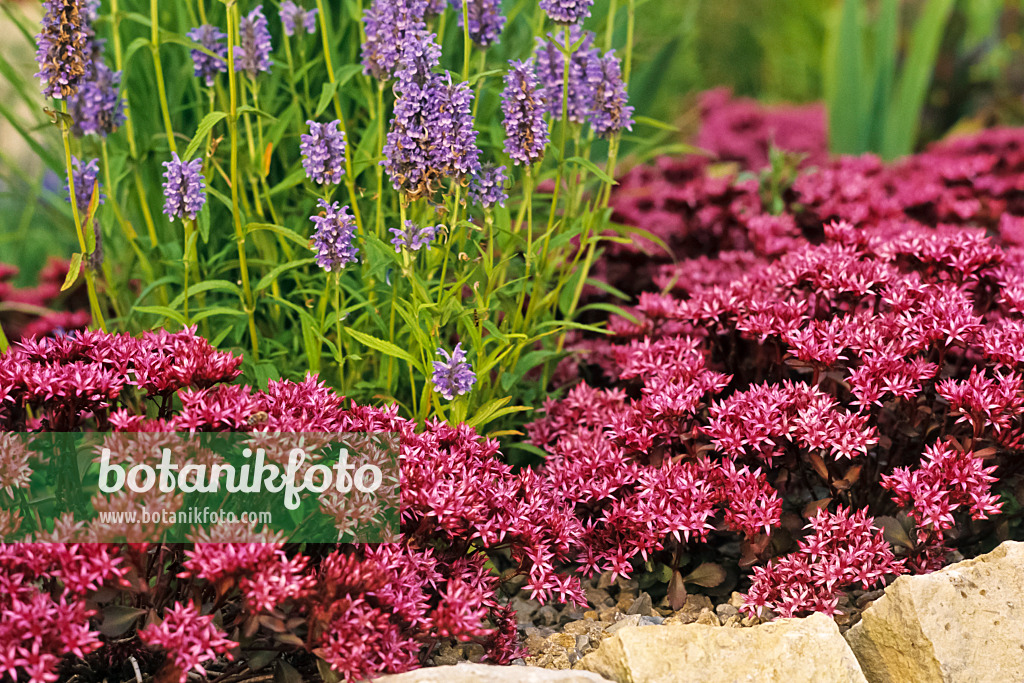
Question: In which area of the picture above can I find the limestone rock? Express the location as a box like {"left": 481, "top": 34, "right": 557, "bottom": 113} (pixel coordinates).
{"left": 576, "top": 612, "right": 867, "bottom": 683}
{"left": 374, "top": 663, "right": 612, "bottom": 682}
{"left": 845, "top": 540, "right": 1024, "bottom": 683}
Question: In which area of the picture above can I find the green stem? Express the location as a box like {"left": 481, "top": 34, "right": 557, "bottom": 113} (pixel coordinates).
{"left": 376, "top": 83, "right": 386, "bottom": 238}
{"left": 150, "top": 0, "right": 177, "bottom": 153}
{"left": 110, "top": 0, "right": 164, "bottom": 306}
{"left": 182, "top": 218, "right": 194, "bottom": 326}
{"left": 605, "top": 0, "right": 619, "bottom": 49}
{"left": 315, "top": 0, "right": 365, "bottom": 234}
{"left": 61, "top": 102, "right": 107, "bottom": 332}
{"left": 543, "top": 26, "right": 573, "bottom": 241}
{"left": 0, "top": 319, "right": 9, "bottom": 354}
{"left": 624, "top": 0, "right": 636, "bottom": 87}
{"left": 514, "top": 167, "right": 534, "bottom": 328}
{"left": 461, "top": 0, "right": 472, "bottom": 81}
{"left": 226, "top": 1, "right": 260, "bottom": 359}
{"left": 437, "top": 186, "right": 461, "bottom": 303}
{"left": 282, "top": 32, "right": 306, "bottom": 117}
{"left": 334, "top": 274, "right": 345, "bottom": 387}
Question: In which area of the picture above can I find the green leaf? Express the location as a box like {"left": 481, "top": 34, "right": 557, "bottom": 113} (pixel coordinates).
{"left": 132, "top": 305, "right": 187, "bottom": 327}
{"left": 255, "top": 258, "right": 316, "bottom": 293}
{"left": 566, "top": 156, "right": 615, "bottom": 185}
{"left": 865, "top": 0, "right": 898, "bottom": 152}
{"left": 269, "top": 167, "right": 307, "bottom": 196}
{"left": 345, "top": 328, "right": 418, "bottom": 365}
{"left": 182, "top": 111, "right": 228, "bottom": 160}
{"left": 880, "top": 0, "right": 955, "bottom": 159}
{"left": 122, "top": 36, "right": 150, "bottom": 66}
{"left": 465, "top": 397, "right": 532, "bottom": 429}
{"left": 237, "top": 104, "right": 277, "bottom": 121}
{"left": 827, "top": 0, "right": 867, "bottom": 154}
{"left": 633, "top": 115, "right": 681, "bottom": 132}
{"left": 315, "top": 82, "right": 339, "bottom": 118}
{"left": 61, "top": 253, "right": 83, "bottom": 292}
{"left": 246, "top": 222, "right": 311, "bottom": 248}
{"left": 166, "top": 280, "right": 242, "bottom": 310}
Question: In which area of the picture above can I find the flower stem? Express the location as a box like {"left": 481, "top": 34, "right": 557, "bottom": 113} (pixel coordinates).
{"left": 376, "top": 83, "right": 386, "bottom": 239}
{"left": 0, "top": 320, "right": 9, "bottom": 354}
{"left": 110, "top": 0, "right": 165, "bottom": 303}
{"left": 315, "top": 0, "right": 365, "bottom": 234}
{"left": 437, "top": 186, "right": 461, "bottom": 303}
{"left": 150, "top": 0, "right": 177, "bottom": 153}
{"left": 60, "top": 102, "right": 107, "bottom": 332}
{"left": 226, "top": 1, "right": 260, "bottom": 359}
{"left": 182, "top": 218, "right": 194, "bottom": 326}
{"left": 605, "top": 0, "right": 618, "bottom": 49}
{"left": 461, "top": 0, "right": 472, "bottom": 81}
{"left": 334, "top": 273, "right": 345, "bottom": 387}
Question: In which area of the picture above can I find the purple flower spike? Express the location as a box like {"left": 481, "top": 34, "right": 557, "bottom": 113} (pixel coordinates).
{"left": 383, "top": 69, "right": 480, "bottom": 199}
{"left": 591, "top": 51, "right": 634, "bottom": 137}
{"left": 362, "top": 0, "right": 437, "bottom": 80}
{"left": 311, "top": 199, "right": 359, "bottom": 272}
{"left": 300, "top": 120, "right": 347, "bottom": 185}
{"left": 502, "top": 60, "right": 549, "bottom": 166}
{"left": 67, "top": 42, "right": 124, "bottom": 137}
{"left": 390, "top": 221, "right": 439, "bottom": 252}
{"left": 234, "top": 5, "right": 273, "bottom": 78}
{"left": 187, "top": 25, "right": 228, "bottom": 86}
{"left": 279, "top": 0, "right": 318, "bottom": 36}
{"left": 66, "top": 156, "right": 103, "bottom": 212}
{"left": 540, "top": 0, "right": 594, "bottom": 24}
{"left": 162, "top": 153, "right": 207, "bottom": 222}
{"left": 468, "top": 164, "right": 508, "bottom": 208}
{"left": 432, "top": 343, "right": 476, "bottom": 400}
{"left": 534, "top": 26, "right": 601, "bottom": 123}
{"left": 451, "top": 0, "right": 505, "bottom": 47}
{"left": 35, "top": 0, "right": 91, "bottom": 99}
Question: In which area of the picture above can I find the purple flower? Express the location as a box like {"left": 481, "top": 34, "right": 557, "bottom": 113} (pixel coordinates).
{"left": 162, "top": 153, "right": 207, "bottom": 222}
{"left": 432, "top": 343, "right": 476, "bottom": 400}
{"left": 300, "top": 120, "right": 347, "bottom": 185}
{"left": 311, "top": 199, "right": 359, "bottom": 272}
{"left": 67, "top": 42, "right": 124, "bottom": 137}
{"left": 390, "top": 221, "right": 439, "bottom": 252}
{"left": 534, "top": 26, "right": 601, "bottom": 123}
{"left": 590, "top": 51, "right": 634, "bottom": 137}
{"left": 66, "top": 156, "right": 103, "bottom": 212}
{"left": 468, "top": 164, "right": 508, "bottom": 208}
{"left": 279, "top": 0, "right": 318, "bottom": 36}
{"left": 424, "top": 0, "right": 446, "bottom": 14}
{"left": 362, "top": 0, "right": 437, "bottom": 80}
{"left": 539, "top": 0, "right": 594, "bottom": 23}
{"left": 35, "top": 0, "right": 91, "bottom": 99}
{"left": 383, "top": 69, "right": 481, "bottom": 199}
{"left": 502, "top": 60, "right": 549, "bottom": 166}
{"left": 451, "top": 0, "right": 505, "bottom": 47}
{"left": 187, "top": 25, "right": 228, "bottom": 86}
{"left": 234, "top": 5, "right": 273, "bottom": 77}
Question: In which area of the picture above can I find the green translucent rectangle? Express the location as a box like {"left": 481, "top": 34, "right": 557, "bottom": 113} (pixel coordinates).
{"left": 0, "top": 432, "right": 400, "bottom": 543}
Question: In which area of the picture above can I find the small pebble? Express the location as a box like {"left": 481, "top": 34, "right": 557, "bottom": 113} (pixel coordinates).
{"left": 696, "top": 608, "right": 720, "bottom": 626}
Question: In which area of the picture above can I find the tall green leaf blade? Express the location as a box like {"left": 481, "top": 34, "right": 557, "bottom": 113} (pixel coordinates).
{"left": 865, "top": 0, "right": 898, "bottom": 152}
{"left": 880, "top": 0, "right": 955, "bottom": 159}
{"left": 827, "top": 0, "right": 866, "bottom": 155}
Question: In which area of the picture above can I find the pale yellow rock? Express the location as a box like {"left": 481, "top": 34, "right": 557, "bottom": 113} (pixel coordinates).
{"left": 575, "top": 612, "right": 867, "bottom": 683}
{"left": 845, "top": 540, "right": 1024, "bottom": 683}
{"left": 373, "top": 663, "right": 612, "bottom": 682}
